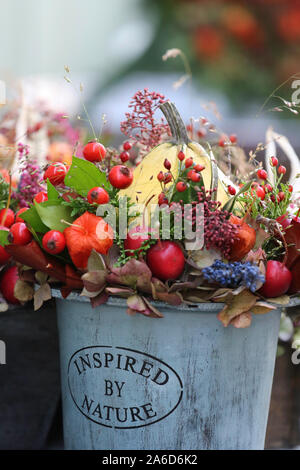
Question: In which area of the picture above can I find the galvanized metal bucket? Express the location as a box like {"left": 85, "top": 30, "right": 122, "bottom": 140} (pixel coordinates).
{"left": 54, "top": 290, "right": 284, "bottom": 450}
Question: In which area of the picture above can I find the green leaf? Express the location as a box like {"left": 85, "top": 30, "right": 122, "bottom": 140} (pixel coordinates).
{"left": 222, "top": 181, "right": 252, "bottom": 213}
{"left": 64, "top": 156, "right": 109, "bottom": 196}
{"left": 0, "top": 230, "right": 9, "bottom": 247}
{"left": 21, "top": 205, "right": 49, "bottom": 233}
{"left": 34, "top": 201, "right": 73, "bottom": 232}
{"left": 47, "top": 179, "right": 60, "bottom": 202}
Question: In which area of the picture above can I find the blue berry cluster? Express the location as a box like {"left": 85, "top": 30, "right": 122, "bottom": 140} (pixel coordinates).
{"left": 202, "top": 260, "right": 265, "bottom": 293}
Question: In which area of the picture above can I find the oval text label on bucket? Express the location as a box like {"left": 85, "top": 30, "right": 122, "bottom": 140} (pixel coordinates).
{"left": 68, "top": 346, "right": 183, "bottom": 429}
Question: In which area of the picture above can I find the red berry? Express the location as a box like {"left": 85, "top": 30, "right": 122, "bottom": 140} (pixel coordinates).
{"left": 259, "top": 260, "right": 292, "bottom": 298}
{"left": 197, "top": 129, "right": 207, "bottom": 138}
{"left": 278, "top": 191, "right": 285, "bottom": 201}
{"left": 43, "top": 163, "right": 67, "bottom": 186}
{"left": 83, "top": 141, "right": 106, "bottom": 162}
{"left": 157, "top": 171, "right": 164, "bottom": 182}
{"left": 123, "top": 141, "right": 132, "bottom": 151}
{"left": 15, "top": 208, "right": 29, "bottom": 223}
{"left": 124, "top": 226, "right": 150, "bottom": 257}
{"left": 177, "top": 151, "right": 185, "bottom": 161}
{"left": 185, "top": 158, "right": 193, "bottom": 168}
{"left": 158, "top": 193, "right": 168, "bottom": 206}
{"left": 120, "top": 151, "right": 130, "bottom": 163}
{"left": 163, "top": 172, "right": 172, "bottom": 184}
{"left": 176, "top": 181, "right": 187, "bottom": 192}
{"left": 265, "top": 184, "right": 273, "bottom": 193}
{"left": 271, "top": 157, "right": 278, "bottom": 167}
{"left": 8, "top": 222, "right": 32, "bottom": 245}
{"left": 146, "top": 241, "right": 185, "bottom": 281}
{"left": 87, "top": 187, "right": 110, "bottom": 205}
{"left": 108, "top": 165, "right": 133, "bottom": 189}
{"left": 278, "top": 165, "right": 286, "bottom": 175}
{"left": 229, "top": 134, "right": 237, "bottom": 144}
{"left": 257, "top": 169, "right": 268, "bottom": 180}
{"left": 255, "top": 186, "right": 265, "bottom": 200}
{"left": 42, "top": 230, "right": 66, "bottom": 255}
{"left": 218, "top": 137, "right": 226, "bottom": 147}
{"left": 164, "top": 159, "right": 171, "bottom": 170}
{"left": 194, "top": 164, "right": 205, "bottom": 172}
{"left": 0, "top": 266, "right": 20, "bottom": 304}
{"left": 187, "top": 170, "right": 196, "bottom": 180}
{"left": 190, "top": 172, "right": 201, "bottom": 183}
{"left": 288, "top": 185, "right": 293, "bottom": 192}
{"left": 34, "top": 191, "right": 48, "bottom": 203}
{"left": 228, "top": 185, "right": 236, "bottom": 195}
{"left": 0, "top": 208, "right": 15, "bottom": 228}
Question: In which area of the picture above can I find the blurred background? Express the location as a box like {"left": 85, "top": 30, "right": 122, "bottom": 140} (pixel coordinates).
{"left": 1, "top": 0, "right": 300, "bottom": 146}
{"left": 0, "top": 0, "right": 300, "bottom": 450}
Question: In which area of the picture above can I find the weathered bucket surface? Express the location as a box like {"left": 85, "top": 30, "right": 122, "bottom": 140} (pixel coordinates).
{"left": 54, "top": 291, "right": 282, "bottom": 450}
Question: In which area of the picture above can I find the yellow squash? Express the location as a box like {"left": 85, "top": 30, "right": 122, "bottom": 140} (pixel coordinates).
{"left": 120, "top": 102, "right": 233, "bottom": 208}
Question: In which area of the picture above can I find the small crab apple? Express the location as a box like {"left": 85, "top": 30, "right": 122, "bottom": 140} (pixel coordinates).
{"left": 278, "top": 191, "right": 285, "bottom": 201}
{"left": 278, "top": 165, "right": 286, "bottom": 175}
{"left": 288, "top": 185, "right": 293, "bottom": 192}
{"left": 83, "top": 141, "right": 106, "bottom": 162}
{"left": 108, "top": 165, "right": 133, "bottom": 189}
{"left": 124, "top": 225, "right": 151, "bottom": 257}
{"left": 254, "top": 185, "right": 265, "bottom": 200}
{"left": 194, "top": 164, "right": 205, "bottom": 172}
{"left": 218, "top": 137, "right": 226, "bottom": 147}
{"left": 42, "top": 230, "right": 66, "bottom": 255}
{"left": 276, "top": 214, "right": 292, "bottom": 230}
{"left": 190, "top": 172, "right": 201, "bottom": 183}
{"left": 0, "top": 208, "right": 15, "bottom": 228}
{"left": 265, "top": 184, "right": 273, "bottom": 193}
{"left": 229, "top": 134, "right": 237, "bottom": 144}
{"left": 185, "top": 158, "right": 193, "bottom": 168}
{"left": 34, "top": 191, "right": 48, "bottom": 203}
{"left": 123, "top": 141, "right": 132, "bottom": 151}
{"left": 271, "top": 156, "right": 278, "bottom": 167}
{"left": 8, "top": 222, "right": 32, "bottom": 245}
{"left": 15, "top": 208, "right": 29, "bottom": 223}
{"left": 163, "top": 173, "right": 172, "bottom": 184}
{"left": 146, "top": 241, "right": 185, "bottom": 281}
{"left": 176, "top": 181, "right": 187, "bottom": 192}
{"left": 157, "top": 171, "right": 164, "bottom": 182}
{"left": 158, "top": 193, "right": 168, "bottom": 206}
{"left": 87, "top": 187, "right": 109, "bottom": 205}
{"left": 177, "top": 151, "right": 185, "bottom": 161}
{"left": 257, "top": 169, "right": 268, "bottom": 180}
{"left": 164, "top": 159, "right": 171, "bottom": 170}
{"left": 228, "top": 185, "right": 236, "bottom": 195}
{"left": 43, "top": 163, "right": 67, "bottom": 186}
{"left": 120, "top": 151, "right": 129, "bottom": 163}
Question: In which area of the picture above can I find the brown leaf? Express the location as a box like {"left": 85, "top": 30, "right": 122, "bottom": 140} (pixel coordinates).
{"left": 14, "top": 280, "right": 34, "bottom": 303}
{"left": 34, "top": 283, "right": 52, "bottom": 310}
{"left": 266, "top": 295, "right": 290, "bottom": 306}
{"left": 90, "top": 292, "right": 109, "bottom": 308}
{"left": 251, "top": 301, "right": 276, "bottom": 315}
{"left": 82, "top": 271, "right": 107, "bottom": 293}
{"left": 230, "top": 312, "right": 252, "bottom": 328}
{"left": 87, "top": 250, "right": 106, "bottom": 271}
{"left": 105, "top": 287, "right": 135, "bottom": 297}
{"left": 218, "top": 290, "right": 258, "bottom": 327}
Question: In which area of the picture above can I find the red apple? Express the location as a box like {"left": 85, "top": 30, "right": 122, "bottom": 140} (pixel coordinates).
{"left": 0, "top": 266, "right": 20, "bottom": 304}
{"left": 146, "top": 241, "right": 185, "bottom": 281}
{"left": 259, "top": 260, "right": 292, "bottom": 298}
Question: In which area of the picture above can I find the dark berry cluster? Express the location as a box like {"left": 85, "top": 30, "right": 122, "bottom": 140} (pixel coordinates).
{"left": 202, "top": 260, "right": 265, "bottom": 293}
{"left": 197, "top": 189, "right": 237, "bottom": 258}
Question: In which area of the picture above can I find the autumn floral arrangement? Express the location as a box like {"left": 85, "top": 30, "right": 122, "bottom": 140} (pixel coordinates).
{"left": 0, "top": 88, "right": 299, "bottom": 328}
